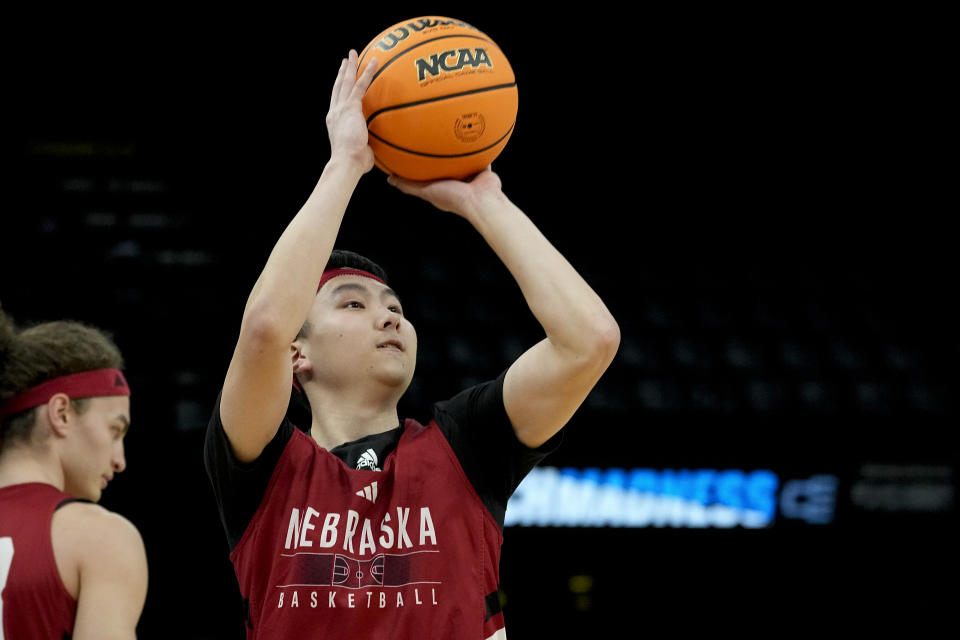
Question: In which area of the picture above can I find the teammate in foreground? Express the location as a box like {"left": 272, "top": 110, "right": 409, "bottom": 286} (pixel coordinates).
{"left": 0, "top": 303, "right": 147, "bottom": 639}
{"left": 204, "top": 50, "right": 619, "bottom": 639}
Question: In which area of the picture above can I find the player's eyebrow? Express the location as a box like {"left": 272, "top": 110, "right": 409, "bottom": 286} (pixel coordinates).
{"left": 115, "top": 414, "right": 130, "bottom": 434}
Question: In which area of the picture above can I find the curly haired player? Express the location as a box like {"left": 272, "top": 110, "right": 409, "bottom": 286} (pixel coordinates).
{"left": 0, "top": 303, "right": 147, "bottom": 639}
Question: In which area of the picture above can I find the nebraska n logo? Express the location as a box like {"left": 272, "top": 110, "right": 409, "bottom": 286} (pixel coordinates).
{"left": 355, "top": 481, "right": 378, "bottom": 503}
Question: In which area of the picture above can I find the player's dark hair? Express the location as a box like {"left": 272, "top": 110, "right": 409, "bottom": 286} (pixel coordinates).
{"left": 326, "top": 249, "right": 389, "bottom": 284}
{"left": 0, "top": 302, "right": 124, "bottom": 447}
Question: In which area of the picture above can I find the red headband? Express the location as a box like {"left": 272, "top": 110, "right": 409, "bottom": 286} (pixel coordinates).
{"left": 0, "top": 369, "right": 130, "bottom": 421}
{"left": 317, "top": 267, "right": 386, "bottom": 291}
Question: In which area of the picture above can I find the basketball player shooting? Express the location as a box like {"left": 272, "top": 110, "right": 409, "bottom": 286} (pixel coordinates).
{"left": 203, "top": 50, "right": 620, "bottom": 639}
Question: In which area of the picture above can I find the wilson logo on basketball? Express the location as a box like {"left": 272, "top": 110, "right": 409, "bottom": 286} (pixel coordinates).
{"left": 415, "top": 48, "right": 493, "bottom": 82}
{"left": 374, "top": 17, "right": 476, "bottom": 52}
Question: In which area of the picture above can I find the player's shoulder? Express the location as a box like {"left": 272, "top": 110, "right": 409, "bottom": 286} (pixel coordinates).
{"left": 432, "top": 371, "right": 508, "bottom": 426}
{"left": 51, "top": 500, "right": 147, "bottom": 597}
{"left": 53, "top": 501, "right": 145, "bottom": 556}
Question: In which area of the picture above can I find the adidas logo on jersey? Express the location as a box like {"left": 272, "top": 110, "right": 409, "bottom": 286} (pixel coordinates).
{"left": 356, "top": 448, "right": 381, "bottom": 471}
{"left": 356, "top": 481, "right": 379, "bottom": 503}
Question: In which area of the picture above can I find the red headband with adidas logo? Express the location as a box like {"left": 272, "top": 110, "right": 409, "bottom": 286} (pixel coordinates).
{"left": 0, "top": 369, "right": 130, "bottom": 421}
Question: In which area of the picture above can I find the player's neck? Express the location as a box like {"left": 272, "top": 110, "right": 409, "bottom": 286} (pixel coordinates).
{"left": 0, "top": 446, "right": 65, "bottom": 491}
{"left": 303, "top": 383, "right": 400, "bottom": 450}
{"left": 309, "top": 410, "right": 400, "bottom": 451}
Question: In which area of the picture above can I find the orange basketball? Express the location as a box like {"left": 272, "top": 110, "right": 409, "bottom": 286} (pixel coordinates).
{"left": 357, "top": 16, "right": 518, "bottom": 181}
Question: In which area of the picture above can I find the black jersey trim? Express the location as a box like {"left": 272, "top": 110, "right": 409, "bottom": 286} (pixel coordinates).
{"left": 485, "top": 586, "right": 502, "bottom": 621}
{"left": 54, "top": 498, "right": 93, "bottom": 511}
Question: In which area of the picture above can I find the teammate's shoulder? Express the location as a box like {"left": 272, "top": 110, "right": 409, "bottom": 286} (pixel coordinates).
{"left": 53, "top": 501, "right": 144, "bottom": 547}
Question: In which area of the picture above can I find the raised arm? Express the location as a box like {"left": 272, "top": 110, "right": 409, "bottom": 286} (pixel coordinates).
{"left": 219, "top": 51, "right": 378, "bottom": 462}
{"left": 388, "top": 168, "right": 620, "bottom": 447}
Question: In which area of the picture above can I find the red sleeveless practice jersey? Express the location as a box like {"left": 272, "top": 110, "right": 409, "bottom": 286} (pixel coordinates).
{"left": 231, "top": 418, "right": 507, "bottom": 640}
{"left": 0, "top": 482, "right": 77, "bottom": 640}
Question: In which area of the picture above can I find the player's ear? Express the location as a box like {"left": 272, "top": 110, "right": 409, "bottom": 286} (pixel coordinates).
{"left": 291, "top": 341, "right": 312, "bottom": 375}
{"left": 45, "top": 393, "right": 73, "bottom": 438}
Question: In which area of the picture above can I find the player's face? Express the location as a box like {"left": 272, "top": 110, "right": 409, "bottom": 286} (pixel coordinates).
{"left": 61, "top": 396, "right": 130, "bottom": 502}
{"left": 305, "top": 275, "right": 417, "bottom": 392}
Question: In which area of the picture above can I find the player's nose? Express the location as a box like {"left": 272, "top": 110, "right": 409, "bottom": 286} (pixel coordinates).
{"left": 112, "top": 441, "right": 127, "bottom": 473}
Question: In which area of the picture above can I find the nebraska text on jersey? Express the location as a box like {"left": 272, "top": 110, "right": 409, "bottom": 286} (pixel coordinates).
{"left": 284, "top": 505, "right": 437, "bottom": 553}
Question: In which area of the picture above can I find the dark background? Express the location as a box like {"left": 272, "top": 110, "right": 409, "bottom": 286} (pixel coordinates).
{"left": 2, "top": 6, "right": 954, "bottom": 637}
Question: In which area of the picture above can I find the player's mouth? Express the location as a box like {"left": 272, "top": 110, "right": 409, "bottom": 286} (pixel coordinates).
{"left": 377, "top": 339, "right": 404, "bottom": 352}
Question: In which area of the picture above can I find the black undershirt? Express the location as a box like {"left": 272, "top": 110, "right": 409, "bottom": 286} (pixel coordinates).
{"left": 203, "top": 370, "right": 561, "bottom": 551}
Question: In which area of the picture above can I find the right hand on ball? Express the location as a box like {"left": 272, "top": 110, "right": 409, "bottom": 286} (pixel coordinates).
{"left": 388, "top": 166, "right": 507, "bottom": 222}
{"left": 326, "top": 49, "right": 378, "bottom": 172}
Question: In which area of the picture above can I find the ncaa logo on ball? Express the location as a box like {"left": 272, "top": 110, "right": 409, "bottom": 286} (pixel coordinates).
{"left": 414, "top": 48, "right": 493, "bottom": 83}
{"left": 454, "top": 113, "right": 486, "bottom": 142}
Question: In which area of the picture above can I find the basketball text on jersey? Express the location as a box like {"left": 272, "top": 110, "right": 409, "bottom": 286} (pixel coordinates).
{"left": 275, "top": 586, "right": 439, "bottom": 610}
{"left": 373, "top": 17, "right": 477, "bottom": 52}
{"left": 415, "top": 48, "right": 493, "bottom": 82}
